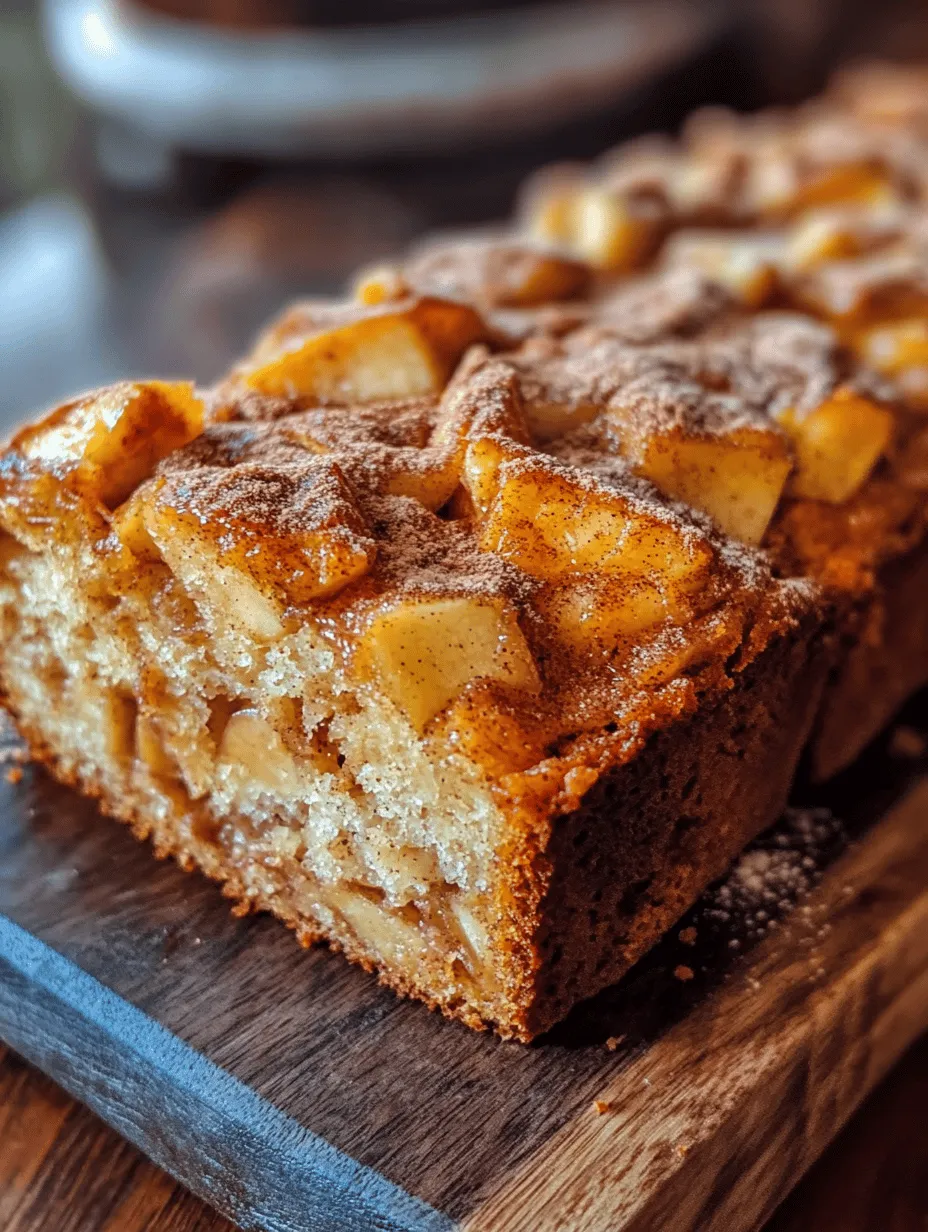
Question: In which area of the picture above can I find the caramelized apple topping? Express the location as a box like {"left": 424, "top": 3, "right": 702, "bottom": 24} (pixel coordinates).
{"left": 13, "top": 381, "right": 203, "bottom": 508}
{"left": 354, "top": 595, "right": 539, "bottom": 731}
{"left": 776, "top": 389, "right": 895, "bottom": 503}
{"left": 232, "top": 296, "right": 490, "bottom": 403}
{"left": 144, "top": 458, "right": 375, "bottom": 639}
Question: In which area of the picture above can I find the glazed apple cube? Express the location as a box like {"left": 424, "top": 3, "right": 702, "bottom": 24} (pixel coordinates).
{"left": 479, "top": 458, "right": 712, "bottom": 591}
{"left": 496, "top": 248, "right": 591, "bottom": 307}
{"left": 746, "top": 160, "right": 891, "bottom": 219}
{"left": 569, "top": 186, "right": 658, "bottom": 271}
{"left": 15, "top": 381, "right": 203, "bottom": 508}
{"left": 109, "top": 489, "right": 159, "bottom": 559}
{"left": 432, "top": 358, "right": 531, "bottom": 453}
{"left": 628, "top": 428, "right": 792, "bottom": 545}
{"left": 859, "top": 319, "right": 928, "bottom": 408}
{"left": 859, "top": 318, "right": 928, "bottom": 374}
{"left": 662, "top": 231, "right": 782, "bottom": 307}
{"left": 789, "top": 165, "right": 894, "bottom": 214}
{"left": 522, "top": 399, "right": 600, "bottom": 443}
{"left": 460, "top": 435, "right": 535, "bottom": 518}
{"left": 240, "top": 297, "right": 488, "bottom": 402}
{"left": 401, "top": 237, "right": 590, "bottom": 309}
{"left": 544, "top": 575, "right": 672, "bottom": 652}
{"left": 354, "top": 596, "right": 539, "bottom": 732}
{"left": 785, "top": 211, "right": 863, "bottom": 271}
{"left": 144, "top": 460, "right": 376, "bottom": 640}
{"left": 430, "top": 362, "right": 533, "bottom": 512}
{"left": 379, "top": 457, "right": 460, "bottom": 512}
{"left": 135, "top": 712, "right": 179, "bottom": 779}
{"left": 776, "top": 390, "right": 894, "bottom": 503}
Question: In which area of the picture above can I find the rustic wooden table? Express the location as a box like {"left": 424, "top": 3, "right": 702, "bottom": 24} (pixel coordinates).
{"left": 1, "top": 1036, "right": 926, "bottom": 1231}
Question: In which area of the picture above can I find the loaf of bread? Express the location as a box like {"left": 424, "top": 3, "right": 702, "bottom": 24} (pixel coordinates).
{"left": 2, "top": 63, "right": 927, "bottom": 1039}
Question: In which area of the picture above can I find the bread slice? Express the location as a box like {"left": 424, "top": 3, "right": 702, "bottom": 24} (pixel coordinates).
{"left": 0, "top": 299, "right": 829, "bottom": 1039}
{"left": 5, "top": 63, "right": 928, "bottom": 1038}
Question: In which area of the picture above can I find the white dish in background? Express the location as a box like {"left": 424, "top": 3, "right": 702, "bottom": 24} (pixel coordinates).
{"left": 43, "top": 0, "right": 721, "bottom": 157}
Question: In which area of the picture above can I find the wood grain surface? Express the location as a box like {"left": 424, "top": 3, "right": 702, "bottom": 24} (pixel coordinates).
{"left": 1, "top": 1035, "right": 926, "bottom": 1231}
{"left": 1, "top": 703, "right": 928, "bottom": 1231}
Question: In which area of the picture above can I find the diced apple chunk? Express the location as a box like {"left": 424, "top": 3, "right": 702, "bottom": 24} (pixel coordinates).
{"left": 528, "top": 400, "right": 600, "bottom": 442}
{"left": 239, "top": 297, "right": 488, "bottom": 402}
{"left": 16, "top": 381, "right": 203, "bottom": 507}
{"left": 352, "top": 264, "right": 408, "bottom": 306}
{"left": 785, "top": 211, "right": 864, "bottom": 271}
{"left": 497, "top": 250, "right": 590, "bottom": 307}
{"left": 461, "top": 437, "right": 515, "bottom": 517}
{"left": 479, "top": 458, "right": 712, "bottom": 587}
{"left": 217, "top": 709, "right": 302, "bottom": 794}
{"left": 401, "top": 237, "right": 590, "bottom": 309}
{"left": 520, "top": 164, "right": 584, "bottom": 247}
{"left": 135, "top": 713, "right": 179, "bottom": 778}
{"left": 746, "top": 160, "right": 892, "bottom": 219}
{"left": 144, "top": 459, "right": 375, "bottom": 640}
{"left": 776, "top": 391, "right": 894, "bottom": 503}
{"left": 543, "top": 576, "right": 674, "bottom": 652}
{"left": 354, "top": 596, "right": 539, "bottom": 732}
{"left": 569, "top": 186, "right": 659, "bottom": 271}
{"left": 859, "top": 318, "right": 928, "bottom": 374}
{"left": 322, "top": 883, "right": 430, "bottom": 967}
{"left": 788, "top": 165, "right": 894, "bottom": 214}
{"left": 859, "top": 319, "right": 928, "bottom": 408}
{"left": 628, "top": 428, "right": 792, "bottom": 545}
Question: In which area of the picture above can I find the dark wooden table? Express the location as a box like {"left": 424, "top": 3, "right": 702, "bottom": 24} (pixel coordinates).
{"left": 1, "top": 1035, "right": 926, "bottom": 1232}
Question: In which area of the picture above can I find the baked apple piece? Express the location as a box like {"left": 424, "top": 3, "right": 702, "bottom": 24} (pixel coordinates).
{"left": 354, "top": 595, "right": 539, "bottom": 731}
{"left": 356, "top": 236, "right": 591, "bottom": 310}
{"left": 235, "top": 296, "right": 489, "bottom": 402}
{"left": 775, "top": 389, "right": 894, "bottom": 503}
{"left": 466, "top": 450, "right": 712, "bottom": 650}
{"left": 618, "top": 423, "right": 793, "bottom": 546}
{"left": 142, "top": 458, "right": 376, "bottom": 640}
{"left": 10, "top": 380, "right": 203, "bottom": 510}
{"left": 661, "top": 230, "right": 783, "bottom": 308}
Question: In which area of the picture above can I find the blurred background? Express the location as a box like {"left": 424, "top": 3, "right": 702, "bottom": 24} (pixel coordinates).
{"left": 1, "top": 0, "right": 927, "bottom": 430}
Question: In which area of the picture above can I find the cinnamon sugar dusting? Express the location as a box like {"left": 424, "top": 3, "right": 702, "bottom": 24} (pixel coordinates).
{"left": 20, "top": 64, "right": 928, "bottom": 769}
{"left": 119, "top": 317, "right": 810, "bottom": 755}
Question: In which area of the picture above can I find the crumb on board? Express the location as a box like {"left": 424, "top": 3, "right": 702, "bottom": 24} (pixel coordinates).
{"left": 678, "top": 926, "right": 698, "bottom": 945}
{"left": 605, "top": 1034, "right": 626, "bottom": 1052}
{"left": 5, "top": 766, "right": 23, "bottom": 784}
{"left": 676, "top": 1144, "right": 690, "bottom": 1158}
{"left": 674, "top": 964, "right": 695, "bottom": 981}
{"left": 889, "top": 725, "right": 926, "bottom": 759}
{"left": 593, "top": 1099, "right": 611, "bottom": 1116}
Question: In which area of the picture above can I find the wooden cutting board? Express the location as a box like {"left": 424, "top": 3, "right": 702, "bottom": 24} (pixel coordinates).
{"left": 1, "top": 706, "right": 927, "bottom": 1232}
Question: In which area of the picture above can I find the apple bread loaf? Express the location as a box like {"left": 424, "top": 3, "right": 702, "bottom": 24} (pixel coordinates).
{"left": 3, "top": 63, "right": 928, "bottom": 1039}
